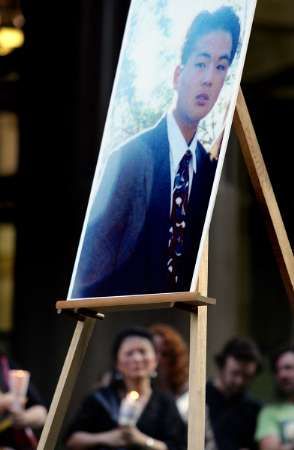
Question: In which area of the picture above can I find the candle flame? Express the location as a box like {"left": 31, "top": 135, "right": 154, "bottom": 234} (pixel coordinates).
{"left": 128, "top": 390, "right": 139, "bottom": 401}
{"left": 13, "top": 370, "right": 28, "bottom": 378}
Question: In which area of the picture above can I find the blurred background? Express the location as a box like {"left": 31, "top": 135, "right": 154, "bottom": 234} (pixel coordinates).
{"left": 0, "top": 0, "right": 293, "bottom": 443}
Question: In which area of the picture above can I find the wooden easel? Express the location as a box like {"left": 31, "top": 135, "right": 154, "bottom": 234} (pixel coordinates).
{"left": 37, "top": 89, "right": 294, "bottom": 450}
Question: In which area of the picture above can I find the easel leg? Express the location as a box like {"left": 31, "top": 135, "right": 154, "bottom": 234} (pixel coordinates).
{"left": 188, "top": 241, "right": 208, "bottom": 450}
{"left": 37, "top": 318, "right": 96, "bottom": 450}
{"left": 234, "top": 88, "right": 294, "bottom": 306}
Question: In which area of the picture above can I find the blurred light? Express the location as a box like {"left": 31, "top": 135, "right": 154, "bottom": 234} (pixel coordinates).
{"left": 0, "top": 0, "right": 25, "bottom": 55}
{"left": 128, "top": 390, "right": 140, "bottom": 401}
{"left": 0, "top": 26, "right": 24, "bottom": 55}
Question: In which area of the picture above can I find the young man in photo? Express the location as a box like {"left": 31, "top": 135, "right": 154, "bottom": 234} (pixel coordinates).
{"left": 71, "top": 6, "right": 241, "bottom": 298}
{"left": 255, "top": 346, "right": 294, "bottom": 450}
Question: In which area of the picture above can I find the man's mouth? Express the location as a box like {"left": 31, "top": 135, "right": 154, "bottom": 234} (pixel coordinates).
{"left": 279, "top": 379, "right": 294, "bottom": 391}
{"left": 196, "top": 93, "right": 209, "bottom": 105}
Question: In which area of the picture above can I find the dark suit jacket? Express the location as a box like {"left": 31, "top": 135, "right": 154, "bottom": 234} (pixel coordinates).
{"left": 71, "top": 117, "right": 217, "bottom": 298}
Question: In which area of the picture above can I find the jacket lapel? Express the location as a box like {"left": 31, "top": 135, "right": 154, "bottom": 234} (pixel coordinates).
{"left": 143, "top": 117, "right": 171, "bottom": 291}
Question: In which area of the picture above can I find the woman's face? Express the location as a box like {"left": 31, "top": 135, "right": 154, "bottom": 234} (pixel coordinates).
{"left": 116, "top": 336, "right": 157, "bottom": 382}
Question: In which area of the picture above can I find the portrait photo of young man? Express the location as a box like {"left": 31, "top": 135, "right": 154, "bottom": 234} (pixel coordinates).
{"left": 69, "top": 3, "right": 245, "bottom": 299}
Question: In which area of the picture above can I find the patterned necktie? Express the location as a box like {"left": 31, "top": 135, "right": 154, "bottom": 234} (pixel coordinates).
{"left": 167, "top": 149, "right": 192, "bottom": 288}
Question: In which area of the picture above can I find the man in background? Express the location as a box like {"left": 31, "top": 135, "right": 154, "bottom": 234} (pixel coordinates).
{"left": 255, "top": 346, "right": 294, "bottom": 450}
{"left": 206, "top": 337, "right": 262, "bottom": 450}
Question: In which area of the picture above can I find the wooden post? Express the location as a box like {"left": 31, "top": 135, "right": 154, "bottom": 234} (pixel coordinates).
{"left": 234, "top": 89, "right": 294, "bottom": 306}
{"left": 37, "top": 318, "right": 96, "bottom": 450}
{"left": 188, "top": 241, "right": 209, "bottom": 450}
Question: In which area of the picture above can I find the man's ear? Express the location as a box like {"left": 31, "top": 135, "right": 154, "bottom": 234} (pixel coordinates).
{"left": 173, "top": 65, "right": 182, "bottom": 90}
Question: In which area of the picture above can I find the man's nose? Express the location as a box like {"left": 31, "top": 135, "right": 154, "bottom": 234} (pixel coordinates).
{"left": 235, "top": 375, "right": 245, "bottom": 388}
{"left": 278, "top": 369, "right": 289, "bottom": 380}
{"left": 202, "top": 64, "right": 214, "bottom": 86}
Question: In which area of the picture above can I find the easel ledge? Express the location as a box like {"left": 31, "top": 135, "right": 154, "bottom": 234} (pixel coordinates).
{"left": 56, "top": 291, "right": 215, "bottom": 316}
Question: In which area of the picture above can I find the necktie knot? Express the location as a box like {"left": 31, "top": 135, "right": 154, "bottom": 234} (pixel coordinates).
{"left": 179, "top": 149, "right": 192, "bottom": 169}
{"left": 174, "top": 149, "right": 192, "bottom": 191}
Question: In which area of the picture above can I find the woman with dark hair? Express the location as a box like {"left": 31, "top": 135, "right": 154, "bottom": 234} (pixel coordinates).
{"left": 65, "top": 327, "right": 186, "bottom": 450}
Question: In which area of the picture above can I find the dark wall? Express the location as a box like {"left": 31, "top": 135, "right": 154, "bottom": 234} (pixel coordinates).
{"left": 13, "top": 0, "right": 131, "bottom": 401}
{"left": 243, "top": 79, "right": 294, "bottom": 350}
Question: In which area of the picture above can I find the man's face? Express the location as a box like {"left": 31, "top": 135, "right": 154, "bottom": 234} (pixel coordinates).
{"left": 174, "top": 30, "right": 232, "bottom": 127}
{"left": 275, "top": 352, "right": 294, "bottom": 398}
{"left": 219, "top": 356, "right": 257, "bottom": 396}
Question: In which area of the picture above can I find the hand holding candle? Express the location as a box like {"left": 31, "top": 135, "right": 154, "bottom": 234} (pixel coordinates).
{"left": 118, "top": 391, "right": 143, "bottom": 426}
{"left": 9, "top": 369, "right": 30, "bottom": 410}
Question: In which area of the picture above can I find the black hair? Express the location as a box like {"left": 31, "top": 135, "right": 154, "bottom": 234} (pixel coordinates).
{"left": 270, "top": 345, "right": 294, "bottom": 373}
{"left": 111, "top": 327, "right": 156, "bottom": 362}
{"left": 215, "top": 336, "right": 262, "bottom": 373}
{"left": 181, "top": 6, "right": 241, "bottom": 66}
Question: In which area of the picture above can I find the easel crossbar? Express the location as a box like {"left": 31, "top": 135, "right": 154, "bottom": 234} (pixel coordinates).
{"left": 56, "top": 291, "right": 215, "bottom": 313}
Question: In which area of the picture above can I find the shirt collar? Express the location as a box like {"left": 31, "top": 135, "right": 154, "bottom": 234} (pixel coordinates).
{"left": 167, "top": 110, "right": 197, "bottom": 173}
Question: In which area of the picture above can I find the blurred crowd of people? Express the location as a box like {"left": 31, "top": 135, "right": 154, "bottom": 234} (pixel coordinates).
{"left": 64, "top": 325, "right": 294, "bottom": 450}
{"left": 1, "top": 325, "right": 294, "bottom": 450}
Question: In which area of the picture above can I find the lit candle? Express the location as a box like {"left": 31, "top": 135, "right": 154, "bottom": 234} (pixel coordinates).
{"left": 9, "top": 369, "right": 30, "bottom": 405}
{"left": 118, "top": 390, "right": 143, "bottom": 426}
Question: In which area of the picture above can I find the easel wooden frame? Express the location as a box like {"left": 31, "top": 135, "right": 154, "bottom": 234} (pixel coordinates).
{"left": 37, "top": 88, "right": 294, "bottom": 450}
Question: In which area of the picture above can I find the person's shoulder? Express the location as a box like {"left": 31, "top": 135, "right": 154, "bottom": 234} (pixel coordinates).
{"left": 116, "top": 116, "right": 167, "bottom": 154}
{"left": 80, "top": 385, "right": 118, "bottom": 412}
{"left": 259, "top": 402, "right": 288, "bottom": 416}
{"left": 108, "top": 116, "right": 167, "bottom": 172}
{"left": 255, "top": 403, "right": 281, "bottom": 443}
{"left": 80, "top": 385, "right": 108, "bottom": 402}
{"left": 141, "top": 115, "right": 167, "bottom": 142}
{"left": 90, "top": 384, "right": 116, "bottom": 400}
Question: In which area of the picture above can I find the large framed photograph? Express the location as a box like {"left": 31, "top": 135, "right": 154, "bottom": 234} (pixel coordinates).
{"left": 68, "top": 0, "right": 256, "bottom": 300}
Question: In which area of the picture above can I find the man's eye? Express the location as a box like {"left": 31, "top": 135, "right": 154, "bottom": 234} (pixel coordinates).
{"left": 195, "top": 62, "right": 205, "bottom": 69}
{"left": 217, "top": 64, "right": 227, "bottom": 71}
